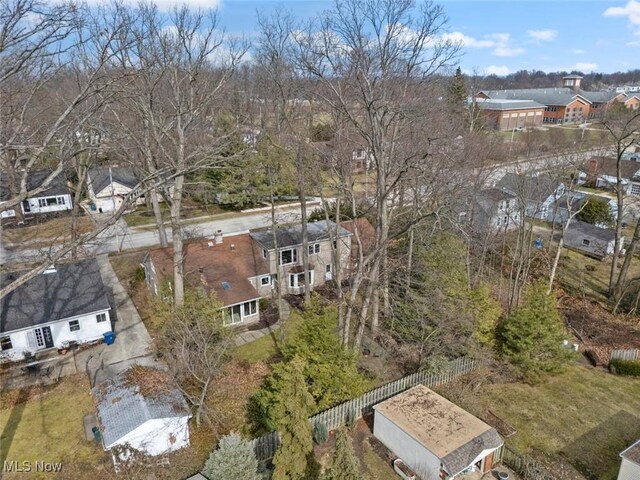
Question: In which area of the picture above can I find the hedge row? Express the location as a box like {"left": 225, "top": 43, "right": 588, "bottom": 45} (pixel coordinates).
{"left": 610, "top": 358, "right": 640, "bottom": 377}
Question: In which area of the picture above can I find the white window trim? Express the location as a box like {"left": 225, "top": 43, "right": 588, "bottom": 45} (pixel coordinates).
{"left": 69, "top": 320, "right": 80, "bottom": 332}
{"left": 289, "top": 271, "right": 314, "bottom": 288}
{"left": 260, "top": 275, "right": 271, "bottom": 286}
{"left": 279, "top": 248, "right": 298, "bottom": 265}
{"left": 96, "top": 313, "right": 107, "bottom": 323}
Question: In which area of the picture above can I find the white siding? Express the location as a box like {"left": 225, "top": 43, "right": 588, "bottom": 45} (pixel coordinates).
{"left": 24, "top": 194, "right": 73, "bottom": 214}
{"left": 373, "top": 410, "right": 442, "bottom": 480}
{"left": 1, "top": 310, "right": 112, "bottom": 360}
{"left": 107, "top": 416, "right": 190, "bottom": 456}
{"left": 618, "top": 458, "right": 640, "bottom": 480}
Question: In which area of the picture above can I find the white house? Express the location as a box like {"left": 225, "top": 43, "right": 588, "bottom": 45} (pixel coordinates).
{"left": 87, "top": 167, "right": 143, "bottom": 213}
{"left": 472, "top": 188, "right": 522, "bottom": 233}
{"left": 497, "top": 173, "right": 565, "bottom": 219}
{"left": 0, "top": 170, "right": 72, "bottom": 218}
{"left": 0, "top": 258, "right": 112, "bottom": 361}
{"left": 564, "top": 221, "right": 623, "bottom": 259}
{"left": 93, "top": 366, "right": 191, "bottom": 460}
{"left": 618, "top": 439, "right": 640, "bottom": 480}
{"left": 373, "top": 385, "right": 503, "bottom": 480}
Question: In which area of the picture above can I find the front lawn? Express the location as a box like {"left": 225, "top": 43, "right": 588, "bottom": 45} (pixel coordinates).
{"left": 0, "top": 375, "right": 110, "bottom": 479}
{"left": 437, "top": 365, "right": 640, "bottom": 480}
{"left": 2, "top": 215, "right": 94, "bottom": 248}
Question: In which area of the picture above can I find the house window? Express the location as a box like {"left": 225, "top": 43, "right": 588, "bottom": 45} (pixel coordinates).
{"left": 631, "top": 184, "right": 640, "bottom": 196}
{"left": 279, "top": 248, "right": 298, "bottom": 265}
{"left": 69, "top": 320, "right": 80, "bottom": 332}
{"left": 582, "top": 239, "right": 591, "bottom": 246}
{"left": 308, "top": 243, "right": 320, "bottom": 255}
{"left": 57, "top": 196, "right": 66, "bottom": 205}
{"left": 260, "top": 275, "right": 271, "bottom": 286}
{"left": 289, "top": 271, "right": 314, "bottom": 288}
{"left": 225, "top": 305, "right": 242, "bottom": 325}
{"left": 38, "top": 197, "right": 59, "bottom": 207}
{"left": 243, "top": 300, "right": 257, "bottom": 317}
{"left": 96, "top": 313, "right": 107, "bottom": 323}
{"left": 262, "top": 249, "right": 268, "bottom": 259}
{"left": 0, "top": 336, "right": 12, "bottom": 351}
{"left": 502, "top": 113, "right": 509, "bottom": 118}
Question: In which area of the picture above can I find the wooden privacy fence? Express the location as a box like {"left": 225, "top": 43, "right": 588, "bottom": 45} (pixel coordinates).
{"left": 610, "top": 349, "right": 640, "bottom": 362}
{"left": 248, "top": 356, "right": 485, "bottom": 461}
{"left": 501, "top": 445, "right": 558, "bottom": 480}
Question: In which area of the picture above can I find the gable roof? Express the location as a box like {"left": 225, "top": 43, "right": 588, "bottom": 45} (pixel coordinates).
{"left": 88, "top": 167, "right": 139, "bottom": 194}
{"left": 580, "top": 90, "right": 622, "bottom": 104}
{"left": 497, "top": 173, "right": 560, "bottom": 202}
{"left": 250, "top": 220, "right": 352, "bottom": 251}
{"left": 374, "top": 385, "right": 503, "bottom": 476}
{"left": 567, "top": 220, "right": 616, "bottom": 243}
{"left": 147, "top": 233, "right": 269, "bottom": 307}
{"left": 0, "top": 170, "right": 70, "bottom": 201}
{"left": 479, "top": 87, "right": 591, "bottom": 107}
{"left": 0, "top": 258, "right": 110, "bottom": 334}
{"left": 93, "top": 366, "right": 190, "bottom": 448}
{"left": 620, "top": 439, "right": 640, "bottom": 466}
{"left": 586, "top": 156, "right": 640, "bottom": 180}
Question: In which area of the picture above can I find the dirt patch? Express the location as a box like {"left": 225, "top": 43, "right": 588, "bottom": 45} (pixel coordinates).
{"left": 122, "top": 365, "right": 176, "bottom": 398}
{"left": 560, "top": 292, "right": 640, "bottom": 364}
{"left": 2, "top": 212, "right": 93, "bottom": 246}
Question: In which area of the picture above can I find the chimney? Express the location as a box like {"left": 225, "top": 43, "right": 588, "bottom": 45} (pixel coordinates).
{"left": 213, "top": 230, "right": 223, "bottom": 245}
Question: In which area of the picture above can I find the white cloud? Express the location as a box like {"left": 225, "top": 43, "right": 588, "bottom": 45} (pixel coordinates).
{"left": 493, "top": 46, "right": 525, "bottom": 57}
{"left": 604, "top": 1, "right": 640, "bottom": 33}
{"left": 572, "top": 62, "right": 598, "bottom": 72}
{"left": 527, "top": 29, "right": 557, "bottom": 42}
{"left": 627, "top": 40, "right": 640, "bottom": 46}
{"left": 484, "top": 65, "right": 510, "bottom": 76}
{"left": 443, "top": 31, "right": 524, "bottom": 57}
{"left": 571, "top": 49, "right": 586, "bottom": 54}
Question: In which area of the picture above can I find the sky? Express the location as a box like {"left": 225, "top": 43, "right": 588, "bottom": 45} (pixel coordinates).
{"left": 206, "top": 0, "right": 640, "bottom": 76}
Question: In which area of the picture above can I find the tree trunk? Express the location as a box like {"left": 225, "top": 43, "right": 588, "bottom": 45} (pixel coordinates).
{"left": 297, "top": 147, "right": 311, "bottom": 303}
{"left": 171, "top": 175, "right": 185, "bottom": 307}
{"left": 150, "top": 187, "right": 168, "bottom": 247}
{"left": 614, "top": 216, "right": 640, "bottom": 300}
{"left": 609, "top": 148, "right": 625, "bottom": 294}
{"left": 195, "top": 376, "right": 211, "bottom": 427}
{"left": 71, "top": 162, "right": 88, "bottom": 259}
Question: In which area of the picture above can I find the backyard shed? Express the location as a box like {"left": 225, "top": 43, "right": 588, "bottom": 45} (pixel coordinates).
{"left": 93, "top": 366, "right": 191, "bottom": 460}
{"left": 618, "top": 439, "right": 640, "bottom": 480}
{"left": 564, "top": 220, "right": 622, "bottom": 258}
{"left": 373, "top": 385, "right": 503, "bottom": 480}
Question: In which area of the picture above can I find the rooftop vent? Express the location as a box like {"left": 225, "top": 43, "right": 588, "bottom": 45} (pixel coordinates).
{"left": 221, "top": 281, "right": 230, "bottom": 290}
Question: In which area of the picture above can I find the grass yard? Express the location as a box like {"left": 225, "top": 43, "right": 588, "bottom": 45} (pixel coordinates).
{"left": 1, "top": 215, "right": 94, "bottom": 247}
{"left": 0, "top": 375, "right": 111, "bottom": 479}
{"left": 437, "top": 365, "right": 640, "bottom": 480}
{"left": 123, "top": 202, "right": 226, "bottom": 227}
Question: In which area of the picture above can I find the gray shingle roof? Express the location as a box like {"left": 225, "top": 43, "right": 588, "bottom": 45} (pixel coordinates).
{"left": 580, "top": 90, "right": 622, "bottom": 104}
{"left": 0, "top": 258, "right": 110, "bottom": 334}
{"left": 476, "top": 99, "right": 545, "bottom": 111}
{"left": 442, "top": 428, "right": 504, "bottom": 476}
{"left": 497, "top": 173, "right": 559, "bottom": 202}
{"left": 480, "top": 87, "right": 590, "bottom": 106}
{"left": 567, "top": 220, "right": 616, "bottom": 242}
{"left": 93, "top": 367, "right": 190, "bottom": 448}
{"left": 0, "top": 170, "right": 70, "bottom": 201}
{"left": 88, "top": 167, "right": 139, "bottom": 194}
{"left": 249, "top": 220, "right": 352, "bottom": 250}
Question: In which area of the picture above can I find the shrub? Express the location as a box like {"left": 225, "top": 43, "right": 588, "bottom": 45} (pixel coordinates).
{"left": 610, "top": 358, "right": 640, "bottom": 376}
{"left": 313, "top": 422, "right": 329, "bottom": 444}
{"left": 203, "top": 432, "right": 260, "bottom": 480}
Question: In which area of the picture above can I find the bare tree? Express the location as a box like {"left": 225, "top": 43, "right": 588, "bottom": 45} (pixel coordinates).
{"left": 292, "top": 0, "right": 459, "bottom": 348}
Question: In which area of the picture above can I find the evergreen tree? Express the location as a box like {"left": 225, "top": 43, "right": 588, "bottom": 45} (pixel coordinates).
{"left": 500, "top": 281, "right": 574, "bottom": 381}
{"left": 202, "top": 432, "right": 260, "bottom": 480}
{"left": 272, "top": 356, "right": 315, "bottom": 480}
{"left": 447, "top": 67, "right": 467, "bottom": 106}
{"left": 324, "top": 429, "right": 363, "bottom": 480}
{"left": 576, "top": 196, "right": 614, "bottom": 227}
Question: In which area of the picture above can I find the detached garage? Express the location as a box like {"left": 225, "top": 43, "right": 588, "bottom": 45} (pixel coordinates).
{"left": 373, "top": 385, "right": 503, "bottom": 480}
{"left": 618, "top": 439, "right": 640, "bottom": 480}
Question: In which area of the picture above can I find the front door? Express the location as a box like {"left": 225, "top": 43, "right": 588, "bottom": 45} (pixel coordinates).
{"left": 22, "top": 200, "right": 31, "bottom": 213}
{"left": 34, "top": 326, "right": 54, "bottom": 349}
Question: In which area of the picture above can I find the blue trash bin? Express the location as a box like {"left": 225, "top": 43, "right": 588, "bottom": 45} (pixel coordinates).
{"left": 90, "top": 203, "right": 97, "bottom": 211}
{"left": 103, "top": 331, "right": 115, "bottom": 345}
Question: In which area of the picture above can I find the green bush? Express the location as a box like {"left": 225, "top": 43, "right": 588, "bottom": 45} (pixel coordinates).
{"left": 610, "top": 358, "right": 640, "bottom": 376}
{"left": 313, "top": 422, "right": 329, "bottom": 444}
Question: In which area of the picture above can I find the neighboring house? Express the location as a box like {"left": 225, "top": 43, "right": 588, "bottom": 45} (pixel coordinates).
{"left": 471, "top": 188, "right": 522, "bottom": 233}
{"left": 93, "top": 366, "right": 191, "bottom": 460}
{"left": 564, "top": 220, "right": 623, "bottom": 258}
{"left": 547, "top": 192, "right": 617, "bottom": 226}
{"left": 144, "top": 220, "right": 352, "bottom": 326}
{"left": 0, "top": 170, "right": 72, "bottom": 218}
{"left": 340, "top": 217, "right": 376, "bottom": 274}
{"left": 584, "top": 156, "right": 640, "bottom": 196}
{"left": 87, "top": 167, "right": 143, "bottom": 213}
{"left": 474, "top": 98, "right": 545, "bottom": 131}
{"left": 618, "top": 439, "right": 640, "bottom": 480}
{"left": 373, "top": 385, "right": 503, "bottom": 480}
{"left": 497, "top": 173, "right": 565, "bottom": 219}
{"left": 0, "top": 258, "right": 112, "bottom": 361}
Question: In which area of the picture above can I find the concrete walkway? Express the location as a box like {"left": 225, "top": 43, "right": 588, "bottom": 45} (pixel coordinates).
{"left": 90, "top": 254, "right": 158, "bottom": 385}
